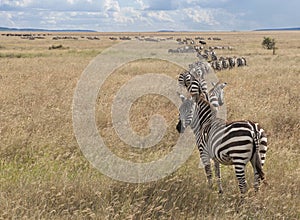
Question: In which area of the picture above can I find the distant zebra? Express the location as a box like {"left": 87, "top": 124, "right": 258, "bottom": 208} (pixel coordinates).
{"left": 237, "top": 57, "right": 247, "bottom": 67}
{"left": 211, "top": 50, "right": 218, "bottom": 61}
{"left": 220, "top": 57, "right": 230, "bottom": 69}
{"left": 197, "top": 51, "right": 209, "bottom": 60}
{"left": 176, "top": 95, "right": 267, "bottom": 194}
{"left": 210, "top": 60, "right": 222, "bottom": 71}
{"left": 189, "top": 61, "right": 211, "bottom": 78}
{"left": 228, "top": 57, "right": 236, "bottom": 69}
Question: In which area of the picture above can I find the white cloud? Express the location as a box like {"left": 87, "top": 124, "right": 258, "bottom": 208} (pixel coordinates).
{"left": 183, "top": 7, "right": 219, "bottom": 25}
{"left": 103, "top": 0, "right": 120, "bottom": 12}
{"left": 146, "top": 11, "right": 174, "bottom": 22}
{"left": 0, "top": 11, "right": 16, "bottom": 26}
{"left": 0, "top": 0, "right": 299, "bottom": 31}
{"left": 0, "top": 0, "right": 32, "bottom": 7}
{"left": 135, "top": 0, "right": 147, "bottom": 9}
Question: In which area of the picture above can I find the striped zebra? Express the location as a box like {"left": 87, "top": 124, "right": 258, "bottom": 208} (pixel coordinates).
{"left": 211, "top": 50, "right": 218, "bottom": 61}
{"left": 184, "top": 79, "right": 267, "bottom": 169}
{"left": 179, "top": 75, "right": 226, "bottom": 108}
{"left": 187, "top": 77, "right": 209, "bottom": 102}
{"left": 176, "top": 95, "right": 267, "bottom": 194}
{"left": 210, "top": 60, "right": 222, "bottom": 71}
{"left": 178, "top": 71, "right": 192, "bottom": 88}
{"left": 189, "top": 61, "right": 210, "bottom": 79}
{"left": 220, "top": 57, "right": 230, "bottom": 69}
{"left": 237, "top": 57, "right": 247, "bottom": 67}
{"left": 228, "top": 57, "right": 236, "bottom": 69}
{"left": 209, "top": 81, "right": 227, "bottom": 109}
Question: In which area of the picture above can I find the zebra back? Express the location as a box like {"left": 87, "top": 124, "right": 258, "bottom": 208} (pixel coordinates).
{"left": 187, "top": 77, "right": 209, "bottom": 102}
{"left": 178, "top": 71, "right": 192, "bottom": 88}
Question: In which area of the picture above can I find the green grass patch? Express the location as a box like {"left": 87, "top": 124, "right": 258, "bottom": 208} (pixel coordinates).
{"left": 0, "top": 52, "right": 50, "bottom": 58}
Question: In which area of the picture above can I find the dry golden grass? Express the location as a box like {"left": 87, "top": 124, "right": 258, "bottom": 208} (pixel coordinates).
{"left": 0, "top": 31, "right": 299, "bottom": 219}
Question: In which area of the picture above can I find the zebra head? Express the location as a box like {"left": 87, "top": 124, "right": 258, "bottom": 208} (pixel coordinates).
{"left": 176, "top": 94, "right": 196, "bottom": 133}
{"left": 210, "top": 81, "right": 227, "bottom": 106}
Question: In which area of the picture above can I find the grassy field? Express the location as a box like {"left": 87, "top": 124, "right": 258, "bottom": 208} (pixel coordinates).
{"left": 0, "top": 31, "right": 299, "bottom": 219}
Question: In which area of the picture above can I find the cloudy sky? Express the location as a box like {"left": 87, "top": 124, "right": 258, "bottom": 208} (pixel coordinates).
{"left": 0, "top": 0, "right": 299, "bottom": 31}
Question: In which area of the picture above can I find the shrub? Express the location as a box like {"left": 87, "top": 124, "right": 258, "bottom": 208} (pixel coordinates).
{"left": 262, "top": 37, "right": 276, "bottom": 50}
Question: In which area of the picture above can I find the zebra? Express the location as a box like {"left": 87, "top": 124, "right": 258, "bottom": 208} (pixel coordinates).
{"left": 189, "top": 61, "right": 211, "bottom": 78}
{"left": 176, "top": 94, "right": 267, "bottom": 194}
{"left": 237, "top": 57, "right": 247, "bottom": 67}
{"left": 211, "top": 50, "right": 218, "bottom": 61}
{"left": 178, "top": 60, "right": 211, "bottom": 89}
{"left": 187, "top": 77, "right": 209, "bottom": 102}
{"left": 220, "top": 57, "right": 230, "bottom": 69}
{"left": 209, "top": 81, "right": 227, "bottom": 110}
{"left": 185, "top": 79, "right": 268, "bottom": 168}
{"left": 211, "top": 60, "right": 222, "bottom": 71}
{"left": 189, "top": 66, "right": 203, "bottom": 79}
{"left": 228, "top": 57, "right": 236, "bottom": 69}
{"left": 178, "top": 71, "right": 192, "bottom": 88}
{"left": 197, "top": 51, "right": 208, "bottom": 60}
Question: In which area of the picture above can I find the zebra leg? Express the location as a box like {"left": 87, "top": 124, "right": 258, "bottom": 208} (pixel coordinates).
{"left": 234, "top": 165, "right": 247, "bottom": 194}
{"left": 204, "top": 164, "right": 213, "bottom": 189}
{"left": 214, "top": 160, "right": 223, "bottom": 194}
{"left": 199, "top": 143, "right": 213, "bottom": 190}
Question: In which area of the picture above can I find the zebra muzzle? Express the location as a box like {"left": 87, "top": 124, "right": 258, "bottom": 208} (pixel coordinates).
{"left": 176, "top": 120, "right": 185, "bottom": 133}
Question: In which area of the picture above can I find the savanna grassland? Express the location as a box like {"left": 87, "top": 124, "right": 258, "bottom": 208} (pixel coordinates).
{"left": 0, "top": 31, "right": 299, "bottom": 219}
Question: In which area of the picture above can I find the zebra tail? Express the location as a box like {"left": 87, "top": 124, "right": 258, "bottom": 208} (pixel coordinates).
{"left": 252, "top": 123, "right": 265, "bottom": 180}
{"left": 255, "top": 150, "right": 265, "bottom": 180}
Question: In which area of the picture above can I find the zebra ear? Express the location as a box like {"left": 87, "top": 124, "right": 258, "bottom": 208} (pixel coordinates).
{"left": 211, "top": 82, "right": 216, "bottom": 87}
{"left": 222, "top": 82, "right": 228, "bottom": 88}
{"left": 180, "top": 95, "right": 186, "bottom": 102}
{"left": 177, "top": 92, "right": 186, "bottom": 102}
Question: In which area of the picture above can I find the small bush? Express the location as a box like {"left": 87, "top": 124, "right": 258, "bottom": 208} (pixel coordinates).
{"left": 262, "top": 37, "right": 276, "bottom": 50}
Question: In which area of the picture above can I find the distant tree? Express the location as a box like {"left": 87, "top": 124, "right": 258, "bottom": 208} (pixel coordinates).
{"left": 262, "top": 37, "right": 277, "bottom": 55}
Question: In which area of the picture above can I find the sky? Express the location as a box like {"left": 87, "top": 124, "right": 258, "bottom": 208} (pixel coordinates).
{"left": 0, "top": 0, "right": 299, "bottom": 32}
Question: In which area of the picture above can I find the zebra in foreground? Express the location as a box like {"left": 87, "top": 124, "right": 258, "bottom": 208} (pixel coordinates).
{"left": 176, "top": 94, "right": 267, "bottom": 194}
{"left": 187, "top": 79, "right": 268, "bottom": 168}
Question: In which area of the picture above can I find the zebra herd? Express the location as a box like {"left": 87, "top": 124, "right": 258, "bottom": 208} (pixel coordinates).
{"left": 176, "top": 57, "right": 268, "bottom": 195}
{"left": 196, "top": 48, "right": 247, "bottom": 71}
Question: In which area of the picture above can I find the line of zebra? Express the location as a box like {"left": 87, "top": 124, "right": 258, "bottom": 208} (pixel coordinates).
{"left": 195, "top": 47, "right": 247, "bottom": 71}
{"left": 176, "top": 58, "right": 267, "bottom": 195}
{"left": 210, "top": 56, "right": 247, "bottom": 71}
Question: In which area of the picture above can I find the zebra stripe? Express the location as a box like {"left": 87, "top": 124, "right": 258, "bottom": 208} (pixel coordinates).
{"left": 176, "top": 96, "right": 267, "bottom": 194}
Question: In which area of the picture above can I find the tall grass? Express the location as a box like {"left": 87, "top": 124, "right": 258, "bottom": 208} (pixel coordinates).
{"left": 0, "top": 31, "right": 299, "bottom": 219}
